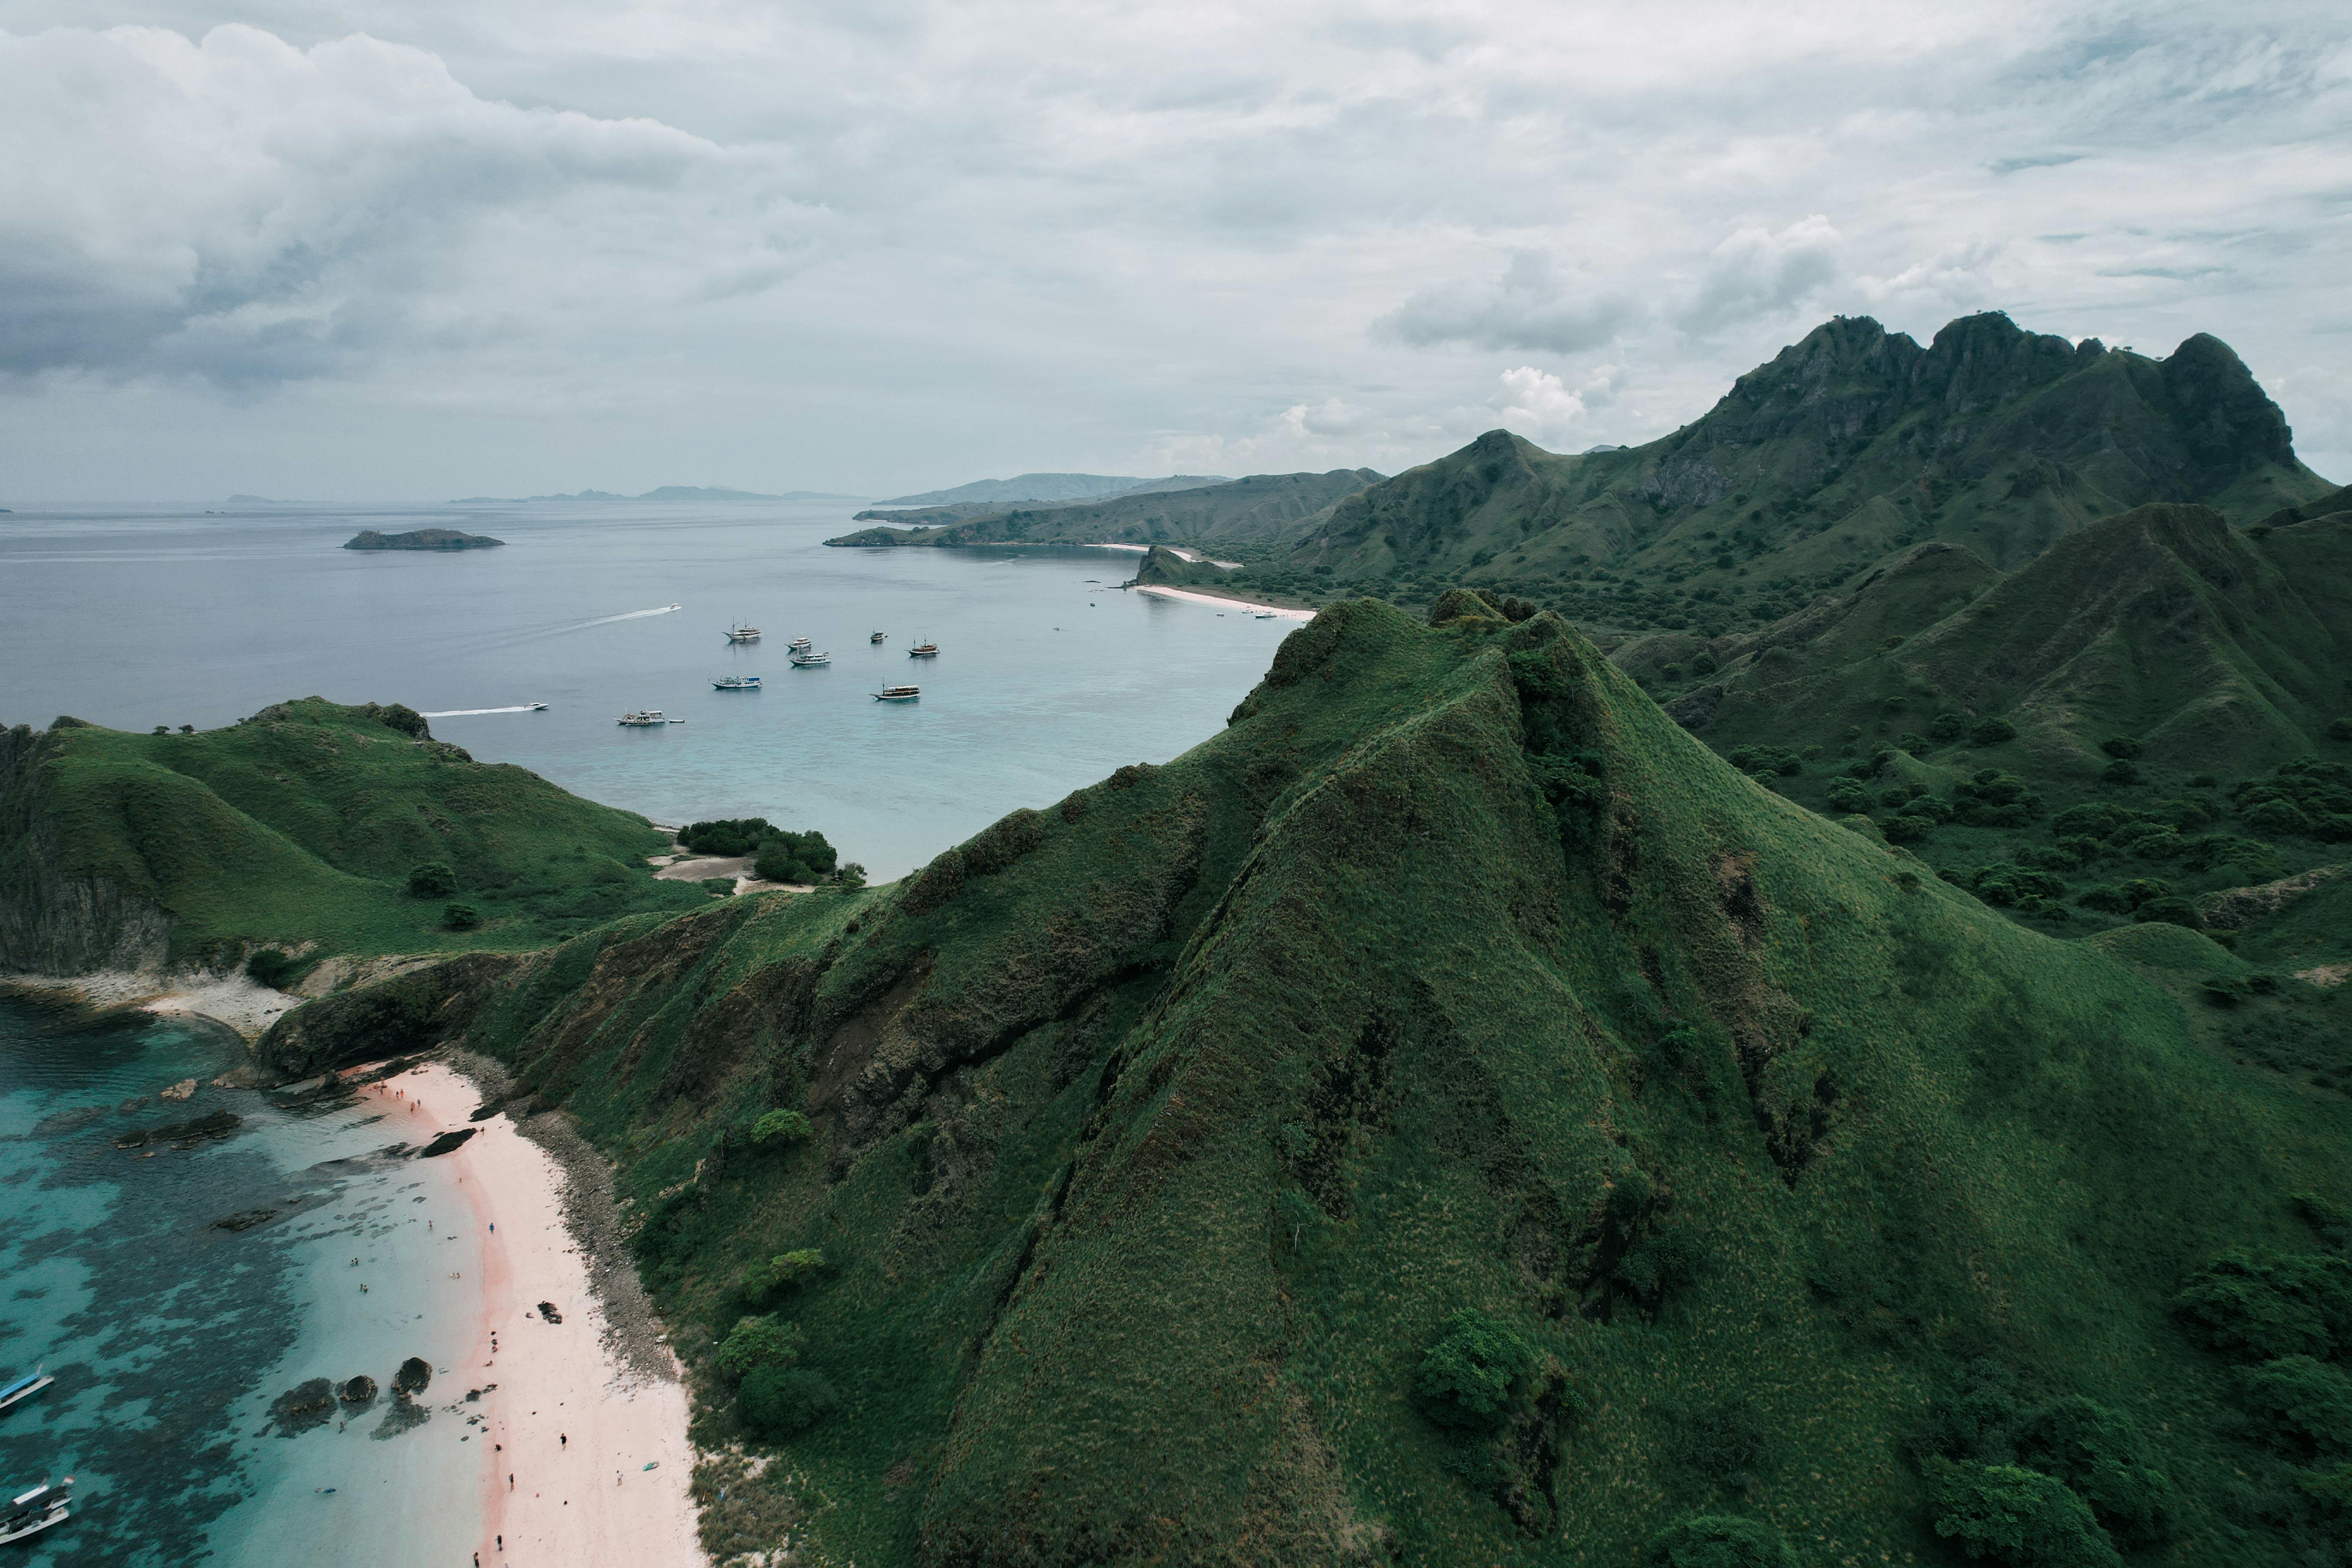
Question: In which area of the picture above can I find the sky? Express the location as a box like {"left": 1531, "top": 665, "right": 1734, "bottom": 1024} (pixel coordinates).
{"left": 1, "top": 0, "right": 2347, "bottom": 501}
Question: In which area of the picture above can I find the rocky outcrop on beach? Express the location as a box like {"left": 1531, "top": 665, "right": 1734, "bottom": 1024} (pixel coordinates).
{"left": 267, "top": 1378, "right": 340, "bottom": 1436}
{"left": 343, "top": 527, "right": 505, "bottom": 551}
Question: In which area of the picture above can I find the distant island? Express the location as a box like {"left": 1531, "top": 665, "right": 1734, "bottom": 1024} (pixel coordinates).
{"left": 226, "top": 493, "right": 286, "bottom": 504}
{"left": 446, "top": 485, "right": 865, "bottom": 505}
{"left": 344, "top": 527, "right": 505, "bottom": 551}
{"left": 871, "top": 472, "right": 1231, "bottom": 508}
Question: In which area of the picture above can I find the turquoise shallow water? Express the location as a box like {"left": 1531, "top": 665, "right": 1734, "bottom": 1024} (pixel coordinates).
{"left": 0, "top": 997, "right": 484, "bottom": 1566}
{"left": 0, "top": 499, "right": 1295, "bottom": 879}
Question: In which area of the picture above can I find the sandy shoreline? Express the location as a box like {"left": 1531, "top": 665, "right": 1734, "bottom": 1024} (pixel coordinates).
{"left": 359, "top": 1061, "right": 705, "bottom": 1568}
{"left": 1132, "top": 583, "right": 1316, "bottom": 619}
{"left": 0, "top": 966, "right": 299, "bottom": 1039}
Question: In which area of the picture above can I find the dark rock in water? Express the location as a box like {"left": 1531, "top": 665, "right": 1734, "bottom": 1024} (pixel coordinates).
{"left": 213, "top": 1208, "right": 279, "bottom": 1233}
{"left": 417, "top": 1127, "right": 477, "bottom": 1158}
{"left": 371, "top": 1392, "right": 430, "bottom": 1440}
{"left": 115, "top": 1109, "right": 242, "bottom": 1150}
{"left": 116, "top": 1096, "right": 145, "bottom": 1113}
{"left": 343, "top": 527, "right": 504, "bottom": 551}
{"left": 394, "top": 1356, "right": 432, "bottom": 1395}
{"left": 536, "top": 1300, "right": 563, "bottom": 1324}
{"left": 340, "top": 1375, "right": 378, "bottom": 1407}
{"left": 267, "top": 1377, "right": 339, "bottom": 1436}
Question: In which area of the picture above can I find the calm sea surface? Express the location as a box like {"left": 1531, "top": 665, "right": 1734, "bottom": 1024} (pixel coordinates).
{"left": 0, "top": 995, "right": 484, "bottom": 1567}
{"left": 0, "top": 499, "right": 1297, "bottom": 879}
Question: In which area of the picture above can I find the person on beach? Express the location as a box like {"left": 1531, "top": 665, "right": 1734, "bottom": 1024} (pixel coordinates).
{"left": 559, "top": 1433, "right": 566, "bottom": 1447}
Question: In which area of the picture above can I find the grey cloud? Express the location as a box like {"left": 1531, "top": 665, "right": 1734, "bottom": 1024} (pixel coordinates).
{"left": 1374, "top": 252, "right": 1636, "bottom": 354}
{"left": 1677, "top": 217, "right": 1843, "bottom": 337}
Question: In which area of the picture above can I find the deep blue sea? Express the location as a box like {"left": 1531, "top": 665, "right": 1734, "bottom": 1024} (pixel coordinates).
{"left": 0, "top": 996, "right": 484, "bottom": 1566}
{"left": 0, "top": 498, "right": 1296, "bottom": 879}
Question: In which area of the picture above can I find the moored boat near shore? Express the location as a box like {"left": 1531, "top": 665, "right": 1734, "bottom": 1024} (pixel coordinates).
{"left": 0, "top": 1477, "right": 72, "bottom": 1546}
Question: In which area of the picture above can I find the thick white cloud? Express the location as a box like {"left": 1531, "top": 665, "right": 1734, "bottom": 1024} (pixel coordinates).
{"left": 0, "top": 0, "right": 2346, "bottom": 496}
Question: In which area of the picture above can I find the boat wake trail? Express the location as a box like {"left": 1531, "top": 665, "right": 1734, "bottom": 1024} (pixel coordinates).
{"left": 575, "top": 603, "right": 683, "bottom": 630}
{"left": 420, "top": 705, "right": 541, "bottom": 717}
{"left": 447, "top": 603, "right": 684, "bottom": 656}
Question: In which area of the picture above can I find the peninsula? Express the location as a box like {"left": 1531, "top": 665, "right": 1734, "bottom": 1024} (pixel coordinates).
{"left": 345, "top": 527, "right": 506, "bottom": 551}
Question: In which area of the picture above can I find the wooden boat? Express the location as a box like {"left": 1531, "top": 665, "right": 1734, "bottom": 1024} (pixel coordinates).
{"left": 873, "top": 686, "right": 920, "bottom": 702}
{"left": 0, "top": 1370, "right": 51, "bottom": 1415}
{"left": 711, "top": 676, "right": 761, "bottom": 690}
{"left": 870, "top": 631, "right": 886, "bottom": 643}
{"left": 725, "top": 624, "right": 761, "bottom": 643}
{"left": 789, "top": 651, "right": 831, "bottom": 667}
{"left": 907, "top": 639, "right": 939, "bottom": 658}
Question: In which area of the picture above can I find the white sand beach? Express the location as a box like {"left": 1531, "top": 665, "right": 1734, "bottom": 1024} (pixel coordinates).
{"left": 1133, "top": 584, "right": 1315, "bottom": 619}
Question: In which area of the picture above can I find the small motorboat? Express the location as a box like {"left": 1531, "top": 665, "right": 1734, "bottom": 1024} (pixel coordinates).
{"left": 527, "top": 701, "right": 549, "bottom": 711}
{"left": 0, "top": 1369, "right": 52, "bottom": 1415}
{"left": 1253, "top": 611, "right": 1277, "bottom": 619}
{"left": 711, "top": 676, "right": 762, "bottom": 691}
{"left": 617, "top": 711, "right": 671, "bottom": 726}
{"left": 789, "top": 651, "right": 831, "bottom": 667}
{"left": 907, "top": 639, "right": 939, "bottom": 658}
{"left": 725, "top": 623, "right": 761, "bottom": 643}
{"left": 870, "top": 631, "right": 886, "bottom": 644}
{"left": 873, "top": 686, "right": 921, "bottom": 702}
{"left": 787, "top": 636, "right": 813, "bottom": 652}
{"left": 0, "top": 1477, "right": 71, "bottom": 1545}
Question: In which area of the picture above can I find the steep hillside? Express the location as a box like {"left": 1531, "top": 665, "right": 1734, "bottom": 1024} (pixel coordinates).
{"left": 0, "top": 699, "right": 705, "bottom": 974}
{"left": 827, "top": 469, "right": 1383, "bottom": 553}
{"left": 282, "top": 597, "right": 2352, "bottom": 1567}
{"left": 1277, "top": 314, "right": 2331, "bottom": 623}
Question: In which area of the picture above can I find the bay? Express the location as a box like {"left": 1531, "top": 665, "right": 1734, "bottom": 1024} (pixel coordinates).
{"left": 0, "top": 499, "right": 1296, "bottom": 879}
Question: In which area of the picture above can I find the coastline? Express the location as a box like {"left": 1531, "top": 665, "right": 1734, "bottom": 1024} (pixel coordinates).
{"left": 1132, "top": 583, "right": 1315, "bottom": 619}
{"left": 361, "top": 1058, "right": 705, "bottom": 1568}
{"left": 0, "top": 965, "right": 298, "bottom": 1040}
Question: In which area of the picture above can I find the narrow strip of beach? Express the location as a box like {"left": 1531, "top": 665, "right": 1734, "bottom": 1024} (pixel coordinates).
{"left": 360, "top": 1062, "right": 704, "bottom": 1568}
{"left": 1132, "top": 584, "right": 1315, "bottom": 619}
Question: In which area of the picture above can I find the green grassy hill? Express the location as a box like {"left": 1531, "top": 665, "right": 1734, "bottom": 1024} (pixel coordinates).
{"left": 0, "top": 698, "right": 707, "bottom": 973}
{"left": 826, "top": 469, "right": 1384, "bottom": 554}
{"left": 1247, "top": 315, "right": 2330, "bottom": 625}
{"left": 290, "top": 597, "right": 2352, "bottom": 1565}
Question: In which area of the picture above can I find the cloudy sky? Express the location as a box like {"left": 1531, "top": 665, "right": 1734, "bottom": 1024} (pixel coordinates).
{"left": 2, "top": 0, "right": 2347, "bottom": 500}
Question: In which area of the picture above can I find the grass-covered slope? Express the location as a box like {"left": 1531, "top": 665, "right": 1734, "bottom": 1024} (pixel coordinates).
{"left": 0, "top": 698, "right": 705, "bottom": 972}
{"left": 825, "top": 469, "right": 1384, "bottom": 553}
{"left": 391, "top": 598, "right": 2352, "bottom": 1566}
{"left": 1275, "top": 314, "right": 2331, "bottom": 619}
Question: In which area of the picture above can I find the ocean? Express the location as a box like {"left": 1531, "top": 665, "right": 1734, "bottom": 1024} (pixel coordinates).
{"left": 0, "top": 498, "right": 1297, "bottom": 879}
{"left": 0, "top": 995, "right": 485, "bottom": 1567}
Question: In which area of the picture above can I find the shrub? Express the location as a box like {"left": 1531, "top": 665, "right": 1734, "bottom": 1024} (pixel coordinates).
{"left": 751, "top": 1109, "right": 814, "bottom": 1145}
{"left": 740, "top": 1248, "right": 827, "bottom": 1302}
{"left": 738, "top": 1366, "right": 838, "bottom": 1438}
{"left": 442, "top": 902, "right": 481, "bottom": 930}
{"left": 753, "top": 829, "right": 839, "bottom": 886}
{"left": 2015, "top": 1396, "right": 2177, "bottom": 1542}
{"left": 245, "top": 948, "right": 297, "bottom": 989}
{"left": 715, "top": 1314, "right": 805, "bottom": 1379}
{"left": 2332, "top": 718, "right": 2352, "bottom": 742}
{"left": 1924, "top": 1458, "right": 2120, "bottom": 1568}
{"left": 2075, "top": 885, "right": 2133, "bottom": 916}
{"left": 1412, "top": 1310, "right": 1541, "bottom": 1431}
{"left": 1883, "top": 814, "right": 1935, "bottom": 844}
{"left": 1972, "top": 717, "right": 2018, "bottom": 747}
{"left": 2244, "top": 799, "right": 2313, "bottom": 837}
{"left": 2101, "top": 760, "right": 2141, "bottom": 786}
{"left": 2131, "top": 896, "right": 2201, "bottom": 930}
{"left": 1640, "top": 1515, "right": 1798, "bottom": 1568}
{"left": 1727, "top": 744, "right": 1803, "bottom": 777}
{"left": 1825, "top": 784, "right": 1873, "bottom": 815}
{"left": 680, "top": 818, "right": 777, "bottom": 856}
{"left": 407, "top": 861, "right": 457, "bottom": 898}
{"left": 830, "top": 861, "right": 868, "bottom": 890}
{"left": 2100, "top": 737, "right": 2144, "bottom": 760}
{"left": 2243, "top": 1355, "right": 2352, "bottom": 1457}
{"left": 2175, "top": 1248, "right": 2352, "bottom": 1362}
{"left": 1931, "top": 712, "right": 1968, "bottom": 742}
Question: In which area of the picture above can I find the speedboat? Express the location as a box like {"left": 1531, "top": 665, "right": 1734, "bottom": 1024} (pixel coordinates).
{"left": 1254, "top": 611, "right": 1277, "bottom": 619}
{"left": 874, "top": 686, "right": 920, "bottom": 702}
{"left": 0, "top": 1369, "right": 51, "bottom": 1415}
{"left": 711, "top": 676, "right": 762, "bottom": 690}
{"left": 617, "top": 711, "right": 670, "bottom": 726}
{"left": 527, "top": 701, "right": 549, "bottom": 711}
{"left": 0, "top": 1477, "right": 71, "bottom": 1545}
{"left": 789, "top": 651, "right": 830, "bottom": 667}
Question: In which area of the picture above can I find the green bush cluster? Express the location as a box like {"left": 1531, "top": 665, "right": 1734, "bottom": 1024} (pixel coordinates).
{"left": 245, "top": 946, "right": 297, "bottom": 989}
{"left": 1953, "top": 770, "right": 2044, "bottom": 828}
{"left": 443, "top": 901, "right": 481, "bottom": 929}
{"left": 750, "top": 1109, "right": 814, "bottom": 1145}
{"left": 1412, "top": 1310, "right": 1541, "bottom": 1432}
{"left": 2233, "top": 758, "right": 2352, "bottom": 842}
{"left": 1727, "top": 745, "right": 1803, "bottom": 777}
{"left": 1639, "top": 1515, "right": 1799, "bottom": 1567}
{"left": 738, "top": 1247, "right": 827, "bottom": 1304}
{"left": 1924, "top": 1458, "right": 2120, "bottom": 1568}
{"left": 407, "top": 860, "right": 457, "bottom": 897}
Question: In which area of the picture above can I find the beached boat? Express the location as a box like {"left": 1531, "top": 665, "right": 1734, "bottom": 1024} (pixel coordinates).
{"left": 873, "top": 686, "right": 920, "bottom": 702}
{"left": 711, "top": 676, "right": 762, "bottom": 690}
{"left": 789, "top": 651, "right": 830, "bottom": 667}
{"left": 725, "top": 624, "right": 761, "bottom": 643}
{"left": 0, "top": 1370, "right": 51, "bottom": 1415}
{"left": 907, "top": 639, "right": 939, "bottom": 658}
{"left": 617, "top": 711, "right": 671, "bottom": 726}
{"left": 870, "top": 631, "right": 886, "bottom": 643}
{"left": 0, "top": 1478, "right": 71, "bottom": 1545}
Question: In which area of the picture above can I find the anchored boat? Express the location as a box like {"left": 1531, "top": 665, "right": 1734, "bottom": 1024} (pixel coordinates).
{"left": 873, "top": 686, "right": 921, "bottom": 703}
{"left": 0, "top": 1369, "right": 51, "bottom": 1416}
{"left": 907, "top": 638, "right": 939, "bottom": 658}
{"left": 787, "top": 636, "right": 812, "bottom": 652}
{"left": 870, "top": 631, "right": 886, "bottom": 644}
{"left": 711, "top": 676, "right": 762, "bottom": 690}
{"left": 725, "top": 623, "right": 761, "bottom": 643}
{"left": 617, "top": 710, "right": 671, "bottom": 726}
{"left": 789, "top": 650, "right": 831, "bottom": 667}
{"left": 0, "top": 1477, "right": 71, "bottom": 1546}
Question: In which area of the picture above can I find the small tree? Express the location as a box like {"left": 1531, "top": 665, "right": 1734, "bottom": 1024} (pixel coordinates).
{"left": 1971, "top": 717, "right": 2018, "bottom": 747}
{"left": 1925, "top": 1458, "right": 2119, "bottom": 1568}
{"left": 1412, "top": 1310, "right": 1540, "bottom": 1431}
{"left": 751, "top": 1109, "right": 813, "bottom": 1145}
{"left": 738, "top": 1366, "right": 838, "bottom": 1437}
{"left": 715, "top": 1314, "right": 805, "bottom": 1380}
{"left": 443, "top": 902, "right": 481, "bottom": 930}
{"left": 408, "top": 861, "right": 458, "bottom": 898}
{"left": 1640, "top": 1516, "right": 1799, "bottom": 1568}
{"left": 245, "top": 948, "right": 297, "bottom": 989}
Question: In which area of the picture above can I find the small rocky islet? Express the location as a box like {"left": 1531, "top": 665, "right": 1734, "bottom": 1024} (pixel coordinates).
{"left": 342, "top": 527, "right": 504, "bottom": 551}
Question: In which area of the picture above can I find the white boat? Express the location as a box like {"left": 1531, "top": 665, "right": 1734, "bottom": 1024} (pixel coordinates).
{"left": 0, "top": 1369, "right": 51, "bottom": 1415}
{"left": 789, "top": 651, "right": 830, "bottom": 667}
{"left": 787, "top": 636, "right": 812, "bottom": 651}
{"left": 0, "top": 1477, "right": 71, "bottom": 1546}
{"left": 711, "top": 676, "right": 762, "bottom": 690}
{"left": 1253, "top": 611, "right": 1277, "bottom": 619}
{"left": 907, "top": 639, "right": 939, "bottom": 658}
{"left": 873, "top": 685, "right": 920, "bottom": 702}
{"left": 527, "top": 701, "right": 549, "bottom": 711}
{"left": 617, "top": 711, "right": 671, "bottom": 726}
{"left": 725, "top": 624, "right": 761, "bottom": 643}
{"left": 870, "top": 631, "right": 886, "bottom": 644}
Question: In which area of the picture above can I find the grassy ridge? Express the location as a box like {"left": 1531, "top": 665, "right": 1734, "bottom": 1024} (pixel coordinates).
{"left": 420, "top": 600, "right": 2352, "bottom": 1565}
{"left": 7, "top": 698, "right": 705, "bottom": 966}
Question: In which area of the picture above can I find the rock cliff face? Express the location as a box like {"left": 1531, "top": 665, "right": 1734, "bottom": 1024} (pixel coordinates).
{"left": 0, "top": 723, "right": 173, "bottom": 974}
